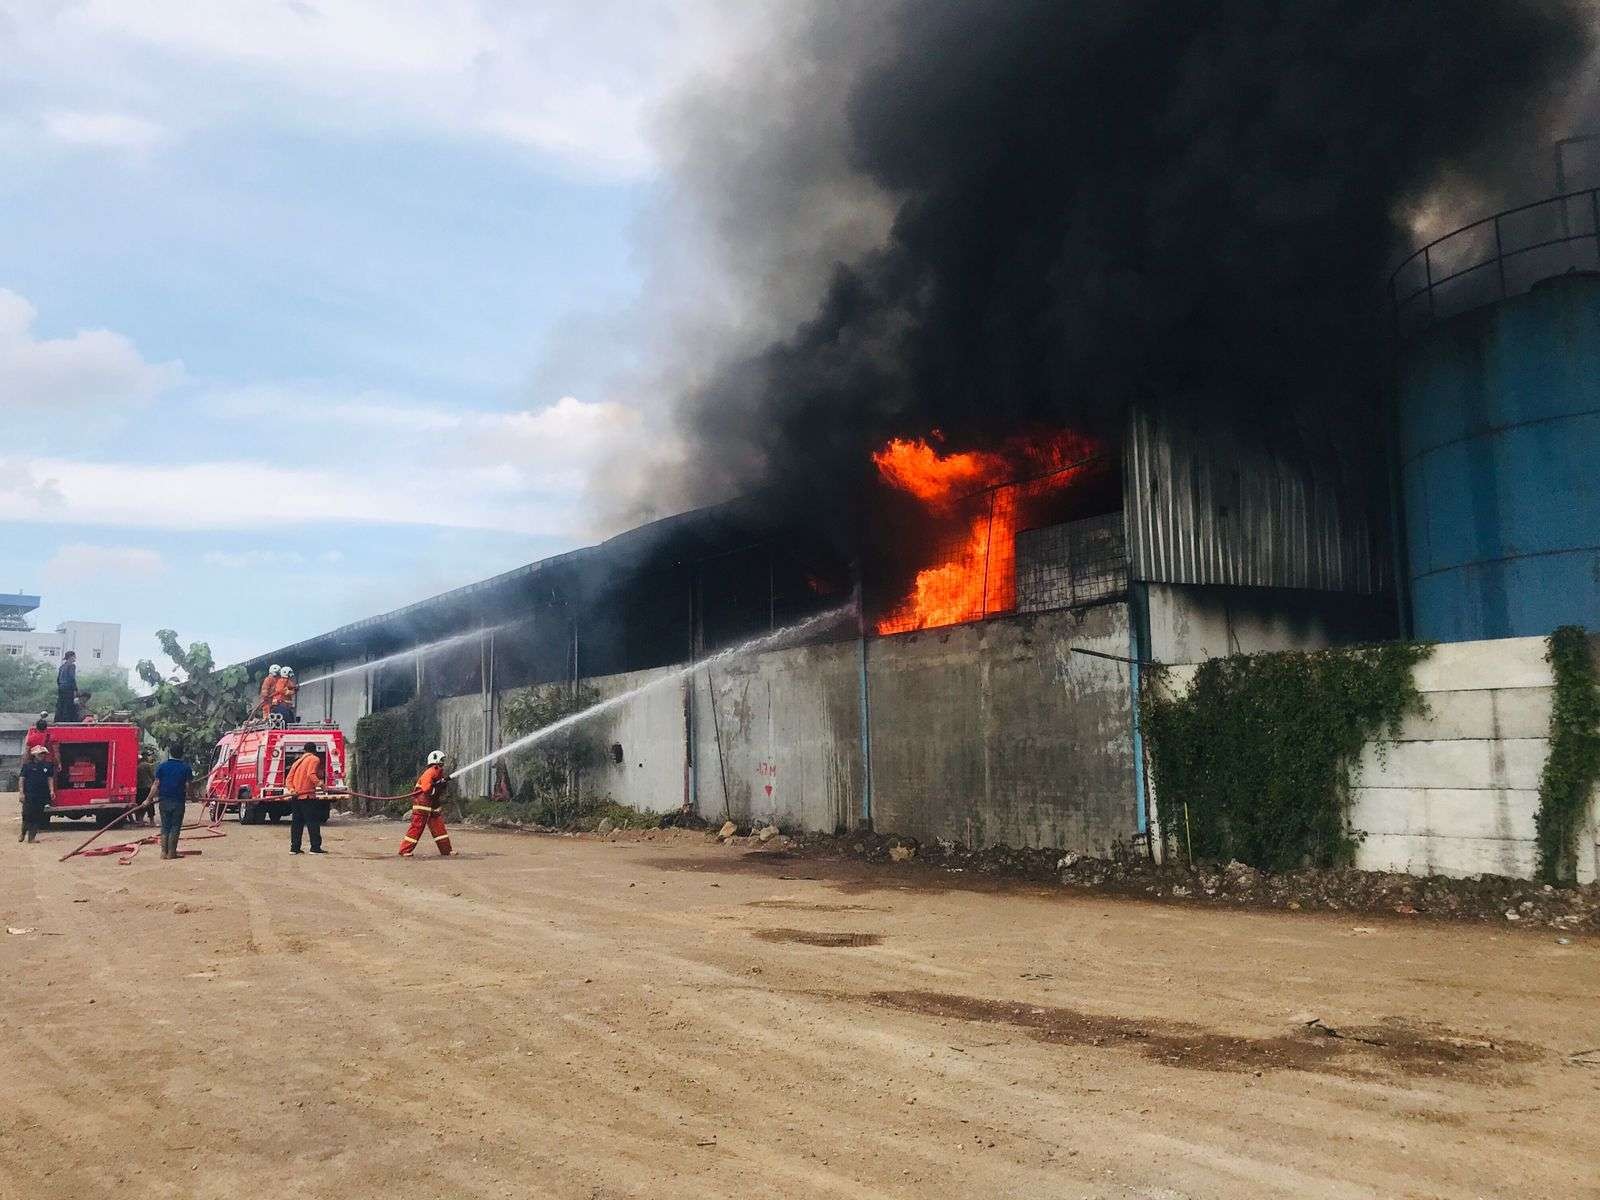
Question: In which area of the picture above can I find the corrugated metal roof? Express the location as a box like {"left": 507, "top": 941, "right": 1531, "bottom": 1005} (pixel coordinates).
{"left": 234, "top": 494, "right": 770, "bottom": 671}
{"left": 1123, "top": 408, "right": 1388, "bottom": 595}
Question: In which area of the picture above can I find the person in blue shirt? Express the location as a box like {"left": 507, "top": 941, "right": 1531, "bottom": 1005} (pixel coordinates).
{"left": 152, "top": 743, "right": 195, "bottom": 861}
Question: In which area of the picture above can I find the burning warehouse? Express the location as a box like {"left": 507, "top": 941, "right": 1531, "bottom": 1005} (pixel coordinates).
{"left": 248, "top": 401, "right": 1392, "bottom": 855}
{"left": 246, "top": 0, "right": 1595, "bottom": 868}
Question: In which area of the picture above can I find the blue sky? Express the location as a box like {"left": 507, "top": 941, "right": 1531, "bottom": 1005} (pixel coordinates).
{"left": 0, "top": 0, "right": 763, "bottom": 677}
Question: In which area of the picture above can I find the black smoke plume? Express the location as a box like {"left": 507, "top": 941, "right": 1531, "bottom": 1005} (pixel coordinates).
{"left": 636, "top": 0, "right": 1592, "bottom": 535}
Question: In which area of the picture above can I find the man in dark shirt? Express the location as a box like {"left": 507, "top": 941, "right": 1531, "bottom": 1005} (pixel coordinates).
{"left": 18, "top": 746, "right": 55, "bottom": 843}
{"left": 135, "top": 747, "right": 157, "bottom": 826}
{"left": 152, "top": 743, "right": 195, "bottom": 861}
{"left": 55, "top": 652, "right": 78, "bottom": 722}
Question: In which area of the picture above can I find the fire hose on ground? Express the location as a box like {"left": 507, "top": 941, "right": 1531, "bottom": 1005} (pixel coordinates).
{"left": 59, "top": 782, "right": 442, "bottom": 865}
{"left": 58, "top": 796, "right": 226, "bottom": 865}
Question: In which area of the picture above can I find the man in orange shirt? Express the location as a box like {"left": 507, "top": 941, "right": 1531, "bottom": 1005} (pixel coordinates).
{"left": 284, "top": 743, "right": 326, "bottom": 855}
{"left": 398, "top": 750, "right": 452, "bottom": 857}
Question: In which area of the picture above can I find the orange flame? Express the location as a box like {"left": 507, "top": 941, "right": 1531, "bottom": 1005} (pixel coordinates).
{"left": 871, "top": 437, "right": 1005, "bottom": 506}
{"left": 874, "top": 430, "right": 1097, "bottom": 635}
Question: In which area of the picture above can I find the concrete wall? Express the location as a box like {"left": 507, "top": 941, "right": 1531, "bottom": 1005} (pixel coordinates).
{"left": 438, "top": 693, "right": 490, "bottom": 789}
{"left": 869, "top": 603, "right": 1137, "bottom": 853}
{"left": 379, "top": 604, "right": 1141, "bottom": 853}
{"left": 1158, "top": 636, "right": 1599, "bottom": 882}
{"left": 1351, "top": 637, "right": 1598, "bottom": 882}
{"left": 694, "top": 637, "right": 864, "bottom": 833}
{"left": 585, "top": 666, "right": 688, "bottom": 815}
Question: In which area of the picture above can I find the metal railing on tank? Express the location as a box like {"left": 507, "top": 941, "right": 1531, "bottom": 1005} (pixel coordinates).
{"left": 1391, "top": 187, "right": 1600, "bottom": 337}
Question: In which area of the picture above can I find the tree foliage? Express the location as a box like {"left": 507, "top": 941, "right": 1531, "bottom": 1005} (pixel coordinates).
{"left": 498, "top": 683, "right": 605, "bottom": 819}
{"left": 0, "top": 655, "right": 139, "bottom": 717}
{"left": 0, "top": 655, "right": 55, "bottom": 713}
{"left": 136, "top": 629, "right": 253, "bottom": 758}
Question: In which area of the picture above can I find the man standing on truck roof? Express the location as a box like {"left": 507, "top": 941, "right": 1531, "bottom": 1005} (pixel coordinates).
{"left": 18, "top": 745, "right": 55, "bottom": 843}
{"left": 285, "top": 743, "right": 327, "bottom": 855}
{"left": 152, "top": 742, "right": 195, "bottom": 861}
{"left": 54, "top": 651, "right": 77, "bottom": 723}
{"left": 398, "top": 750, "right": 452, "bottom": 857}
{"left": 259, "top": 665, "right": 280, "bottom": 720}
{"left": 272, "top": 667, "right": 298, "bottom": 723}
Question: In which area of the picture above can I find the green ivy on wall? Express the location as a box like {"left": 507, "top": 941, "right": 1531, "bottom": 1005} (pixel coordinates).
{"left": 1535, "top": 626, "right": 1600, "bottom": 885}
{"left": 353, "top": 696, "right": 441, "bottom": 813}
{"left": 1142, "top": 642, "right": 1433, "bottom": 870}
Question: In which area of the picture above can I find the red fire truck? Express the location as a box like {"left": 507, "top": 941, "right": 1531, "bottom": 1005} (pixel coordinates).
{"left": 205, "top": 721, "right": 349, "bottom": 824}
{"left": 46, "top": 722, "right": 144, "bottom": 825}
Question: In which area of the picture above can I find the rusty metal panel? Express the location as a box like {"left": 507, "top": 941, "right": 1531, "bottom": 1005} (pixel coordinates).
{"left": 1124, "top": 409, "right": 1387, "bottom": 594}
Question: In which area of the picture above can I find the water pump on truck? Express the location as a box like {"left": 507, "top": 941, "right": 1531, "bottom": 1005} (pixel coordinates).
{"left": 205, "top": 720, "right": 349, "bottom": 824}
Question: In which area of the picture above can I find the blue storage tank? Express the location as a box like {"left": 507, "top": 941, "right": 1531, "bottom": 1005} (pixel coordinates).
{"left": 1398, "top": 272, "right": 1600, "bottom": 640}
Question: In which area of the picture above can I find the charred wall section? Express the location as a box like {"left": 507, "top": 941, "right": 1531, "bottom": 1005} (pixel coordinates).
{"left": 866, "top": 604, "right": 1136, "bottom": 852}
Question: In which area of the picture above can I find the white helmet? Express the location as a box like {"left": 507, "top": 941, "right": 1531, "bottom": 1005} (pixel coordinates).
{"left": 282, "top": 666, "right": 294, "bottom": 678}
{"left": 268, "top": 664, "right": 281, "bottom": 675}
{"left": 426, "top": 750, "right": 446, "bottom": 766}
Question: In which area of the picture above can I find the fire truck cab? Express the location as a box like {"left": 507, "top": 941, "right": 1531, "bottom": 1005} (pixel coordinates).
{"left": 45, "top": 722, "right": 143, "bottom": 825}
{"left": 205, "top": 721, "right": 349, "bottom": 824}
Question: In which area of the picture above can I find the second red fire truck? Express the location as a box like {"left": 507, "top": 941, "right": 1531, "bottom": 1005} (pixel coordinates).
{"left": 204, "top": 721, "right": 349, "bottom": 824}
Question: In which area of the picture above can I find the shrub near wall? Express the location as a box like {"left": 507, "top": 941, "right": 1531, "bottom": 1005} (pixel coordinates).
{"left": 1143, "top": 642, "right": 1432, "bottom": 870}
{"left": 1535, "top": 626, "right": 1600, "bottom": 885}
{"left": 352, "top": 696, "right": 441, "bottom": 814}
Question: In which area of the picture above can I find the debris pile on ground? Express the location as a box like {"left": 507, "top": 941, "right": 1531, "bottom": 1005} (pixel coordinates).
{"left": 786, "top": 831, "right": 1600, "bottom": 932}
{"left": 463, "top": 798, "right": 694, "bottom": 835}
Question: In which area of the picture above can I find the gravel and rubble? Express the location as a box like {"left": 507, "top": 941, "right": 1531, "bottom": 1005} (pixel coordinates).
{"left": 458, "top": 811, "right": 1599, "bottom": 933}
{"left": 781, "top": 830, "right": 1600, "bottom": 933}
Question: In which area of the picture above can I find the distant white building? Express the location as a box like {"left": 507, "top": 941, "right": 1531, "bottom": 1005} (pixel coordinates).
{"left": 0, "top": 594, "right": 122, "bottom": 671}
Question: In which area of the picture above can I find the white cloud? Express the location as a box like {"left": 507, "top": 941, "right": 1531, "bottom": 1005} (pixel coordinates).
{"left": 205, "top": 386, "right": 646, "bottom": 492}
{"left": 0, "top": 457, "right": 67, "bottom": 509}
{"left": 43, "top": 110, "right": 169, "bottom": 151}
{"left": 0, "top": 288, "right": 184, "bottom": 408}
{"left": 12, "top": 0, "right": 776, "bottom": 179}
{"left": 9, "top": 456, "right": 564, "bottom": 533}
{"left": 42, "top": 543, "right": 166, "bottom": 586}
{"left": 203, "top": 549, "right": 306, "bottom": 569}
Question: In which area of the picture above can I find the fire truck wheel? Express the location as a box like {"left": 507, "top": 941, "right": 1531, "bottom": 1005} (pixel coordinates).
{"left": 239, "top": 802, "right": 257, "bottom": 825}
{"left": 268, "top": 811, "right": 282, "bottom": 823}
{"left": 94, "top": 811, "right": 113, "bottom": 829}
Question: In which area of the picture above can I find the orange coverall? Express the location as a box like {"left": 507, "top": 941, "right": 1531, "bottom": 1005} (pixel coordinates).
{"left": 398, "top": 764, "right": 452, "bottom": 857}
{"left": 259, "top": 676, "right": 277, "bottom": 718}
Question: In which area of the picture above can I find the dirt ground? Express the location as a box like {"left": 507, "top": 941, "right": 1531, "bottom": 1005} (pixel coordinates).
{"left": 1, "top": 805, "right": 1597, "bottom": 1200}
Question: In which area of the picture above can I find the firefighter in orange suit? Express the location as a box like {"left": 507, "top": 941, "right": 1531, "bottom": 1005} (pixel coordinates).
{"left": 270, "top": 667, "right": 298, "bottom": 723}
{"left": 259, "top": 666, "right": 281, "bottom": 719}
{"left": 399, "top": 750, "right": 453, "bottom": 857}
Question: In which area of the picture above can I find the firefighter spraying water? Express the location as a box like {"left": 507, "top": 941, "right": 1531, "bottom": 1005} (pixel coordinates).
{"left": 399, "top": 750, "right": 452, "bottom": 857}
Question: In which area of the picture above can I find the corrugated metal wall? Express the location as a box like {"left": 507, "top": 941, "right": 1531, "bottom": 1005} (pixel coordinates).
{"left": 1123, "top": 408, "right": 1388, "bottom": 595}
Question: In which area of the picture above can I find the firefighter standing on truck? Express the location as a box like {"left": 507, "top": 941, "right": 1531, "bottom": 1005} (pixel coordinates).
{"left": 259, "top": 665, "right": 281, "bottom": 719}
{"left": 398, "top": 750, "right": 452, "bottom": 857}
{"left": 271, "top": 667, "right": 298, "bottom": 723}
{"left": 285, "top": 742, "right": 327, "bottom": 855}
